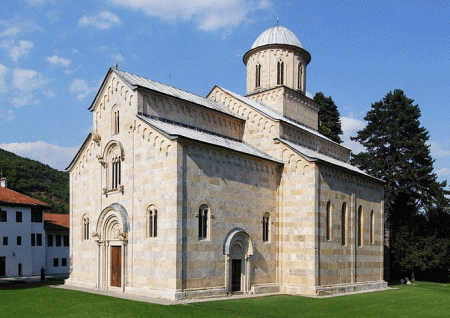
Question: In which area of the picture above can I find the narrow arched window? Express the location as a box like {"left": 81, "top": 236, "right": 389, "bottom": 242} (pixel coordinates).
{"left": 111, "top": 156, "right": 121, "bottom": 189}
{"left": 82, "top": 216, "right": 89, "bottom": 241}
{"left": 326, "top": 201, "right": 332, "bottom": 241}
{"left": 262, "top": 213, "right": 270, "bottom": 242}
{"left": 198, "top": 205, "right": 209, "bottom": 240}
{"left": 255, "top": 63, "right": 261, "bottom": 88}
{"left": 114, "top": 110, "right": 120, "bottom": 134}
{"left": 358, "top": 206, "right": 363, "bottom": 247}
{"left": 277, "top": 60, "right": 284, "bottom": 85}
{"left": 341, "top": 202, "right": 347, "bottom": 246}
{"left": 370, "top": 210, "right": 375, "bottom": 244}
{"left": 298, "top": 63, "right": 303, "bottom": 90}
{"left": 148, "top": 207, "right": 157, "bottom": 238}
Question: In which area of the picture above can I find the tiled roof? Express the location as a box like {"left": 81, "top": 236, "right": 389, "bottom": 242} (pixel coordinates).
{"left": 113, "top": 69, "right": 242, "bottom": 119}
{"left": 44, "top": 213, "right": 69, "bottom": 231}
{"left": 0, "top": 186, "right": 51, "bottom": 208}
{"left": 138, "top": 115, "right": 282, "bottom": 164}
{"left": 279, "top": 138, "right": 383, "bottom": 183}
{"left": 220, "top": 87, "right": 344, "bottom": 145}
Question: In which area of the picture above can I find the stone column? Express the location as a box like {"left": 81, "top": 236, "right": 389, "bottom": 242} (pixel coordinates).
{"left": 224, "top": 254, "right": 231, "bottom": 293}
{"left": 245, "top": 255, "right": 251, "bottom": 294}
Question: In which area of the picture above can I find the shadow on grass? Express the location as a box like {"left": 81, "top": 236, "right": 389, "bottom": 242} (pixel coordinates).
{"left": 0, "top": 277, "right": 66, "bottom": 290}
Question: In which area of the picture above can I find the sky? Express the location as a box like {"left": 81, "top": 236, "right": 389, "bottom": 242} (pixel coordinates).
{"left": 0, "top": 0, "right": 449, "bottom": 188}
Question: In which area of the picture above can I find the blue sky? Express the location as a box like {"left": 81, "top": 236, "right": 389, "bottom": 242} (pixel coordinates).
{"left": 0, "top": 0, "right": 449, "bottom": 187}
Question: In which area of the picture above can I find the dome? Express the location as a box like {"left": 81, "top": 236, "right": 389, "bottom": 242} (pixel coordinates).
{"left": 251, "top": 26, "right": 303, "bottom": 50}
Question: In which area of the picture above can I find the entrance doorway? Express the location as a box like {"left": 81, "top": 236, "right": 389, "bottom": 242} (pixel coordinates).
{"left": 18, "top": 263, "right": 22, "bottom": 276}
{"left": 111, "top": 246, "right": 121, "bottom": 287}
{"left": 231, "top": 259, "right": 242, "bottom": 292}
{"left": 0, "top": 257, "right": 5, "bottom": 277}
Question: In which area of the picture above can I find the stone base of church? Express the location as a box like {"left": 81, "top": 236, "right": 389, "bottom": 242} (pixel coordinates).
{"left": 315, "top": 281, "right": 388, "bottom": 296}
{"left": 64, "top": 277, "right": 98, "bottom": 289}
{"left": 63, "top": 278, "right": 388, "bottom": 301}
{"left": 282, "top": 281, "right": 388, "bottom": 297}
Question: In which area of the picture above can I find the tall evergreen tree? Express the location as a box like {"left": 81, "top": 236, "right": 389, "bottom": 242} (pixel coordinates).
{"left": 351, "top": 89, "right": 450, "bottom": 279}
{"left": 314, "top": 92, "right": 343, "bottom": 143}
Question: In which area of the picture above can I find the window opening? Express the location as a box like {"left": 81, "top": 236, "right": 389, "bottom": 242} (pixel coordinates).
{"left": 326, "top": 201, "right": 332, "bottom": 241}
{"left": 358, "top": 206, "right": 363, "bottom": 247}
{"left": 341, "top": 202, "right": 347, "bottom": 246}
{"left": 262, "top": 213, "right": 270, "bottom": 242}
{"left": 198, "top": 205, "right": 209, "bottom": 240}
{"left": 277, "top": 60, "right": 284, "bottom": 85}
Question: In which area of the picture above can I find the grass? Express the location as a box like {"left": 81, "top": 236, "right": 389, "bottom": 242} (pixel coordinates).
{"left": 0, "top": 281, "right": 449, "bottom": 317}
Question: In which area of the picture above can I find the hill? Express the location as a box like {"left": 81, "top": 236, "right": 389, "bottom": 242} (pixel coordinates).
{"left": 0, "top": 148, "right": 69, "bottom": 214}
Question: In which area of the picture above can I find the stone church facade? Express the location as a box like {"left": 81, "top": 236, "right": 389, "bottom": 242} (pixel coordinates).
{"left": 65, "top": 26, "right": 387, "bottom": 299}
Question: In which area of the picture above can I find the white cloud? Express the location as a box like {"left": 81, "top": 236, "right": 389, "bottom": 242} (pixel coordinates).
{"left": 13, "top": 69, "right": 50, "bottom": 91}
{"left": 305, "top": 91, "right": 313, "bottom": 99}
{"left": 71, "top": 48, "right": 79, "bottom": 54}
{"left": 0, "top": 141, "right": 78, "bottom": 171}
{"left": 10, "top": 94, "right": 39, "bottom": 108}
{"left": 429, "top": 141, "right": 450, "bottom": 158}
{"left": 0, "top": 63, "right": 8, "bottom": 94}
{"left": 436, "top": 168, "right": 450, "bottom": 177}
{"left": 341, "top": 116, "right": 366, "bottom": 154}
{"left": 111, "top": 52, "right": 125, "bottom": 62}
{"left": 69, "top": 78, "right": 93, "bottom": 100}
{"left": 0, "top": 40, "right": 34, "bottom": 62}
{"left": 47, "top": 54, "right": 72, "bottom": 67}
{"left": 109, "top": 0, "right": 272, "bottom": 32}
{"left": 43, "top": 89, "right": 55, "bottom": 97}
{"left": 78, "top": 11, "right": 121, "bottom": 29}
{"left": 0, "top": 109, "right": 15, "bottom": 122}
{"left": 0, "top": 19, "right": 41, "bottom": 37}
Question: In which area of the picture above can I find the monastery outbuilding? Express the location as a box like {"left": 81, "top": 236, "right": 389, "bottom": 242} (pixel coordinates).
{"left": 65, "top": 26, "right": 387, "bottom": 299}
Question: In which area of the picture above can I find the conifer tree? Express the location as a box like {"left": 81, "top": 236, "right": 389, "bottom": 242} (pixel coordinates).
{"left": 351, "top": 89, "right": 450, "bottom": 279}
{"left": 314, "top": 92, "right": 343, "bottom": 143}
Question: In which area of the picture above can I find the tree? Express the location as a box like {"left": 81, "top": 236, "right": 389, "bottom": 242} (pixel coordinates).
{"left": 351, "top": 89, "right": 450, "bottom": 279}
{"left": 314, "top": 92, "right": 343, "bottom": 143}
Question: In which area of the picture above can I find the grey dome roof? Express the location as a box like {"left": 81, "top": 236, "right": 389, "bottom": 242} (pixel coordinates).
{"left": 251, "top": 26, "right": 303, "bottom": 49}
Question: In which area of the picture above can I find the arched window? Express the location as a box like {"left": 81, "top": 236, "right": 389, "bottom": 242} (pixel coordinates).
{"left": 112, "top": 108, "right": 120, "bottom": 134}
{"left": 277, "top": 60, "right": 284, "bottom": 85}
{"left": 358, "top": 206, "right": 363, "bottom": 247}
{"left": 111, "top": 156, "right": 121, "bottom": 189}
{"left": 105, "top": 143, "right": 123, "bottom": 191}
{"left": 326, "top": 201, "right": 332, "bottom": 241}
{"left": 147, "top": 206, "right": 157, "bottom": 238}
{"left": 341, "top": 202, "right": 347, "bottom": 246}
{"left": 198, "top": 205, "right": 209, "bottom": 240}
{"left": 298, "top": 63, "right": 303, "bottom": 90}
{"left": 370, "top": 210, "right": 375, "bottom": 244}
{"left": 82, "top": 215, "right": 89, "bottom": 241}
{"left": 255, "top": 63, "right": 261, "bottom": 88}
{"left": 262, "top": 213, "right": 270, "bottom": 242}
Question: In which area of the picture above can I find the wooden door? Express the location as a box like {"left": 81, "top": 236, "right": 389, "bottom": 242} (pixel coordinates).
{"left": 231, "top": 259, "right": 241, "bottom": 292}
{"left": 0, "top": 257, "right": 5, "bottom": 277}
{"left": 110, "top": 246, "right": 121, "bottom": 287}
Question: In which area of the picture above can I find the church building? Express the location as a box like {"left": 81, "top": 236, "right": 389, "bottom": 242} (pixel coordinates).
{"left": 65, "top": 26, "right": 387, "bottom": 299}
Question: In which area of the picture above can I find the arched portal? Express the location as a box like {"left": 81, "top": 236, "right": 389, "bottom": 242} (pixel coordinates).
{"left": 223, "top": 228, "right": 254, "bottom": 293}
{"left": 93, "top": 203, "right": 129, "bottom": 292}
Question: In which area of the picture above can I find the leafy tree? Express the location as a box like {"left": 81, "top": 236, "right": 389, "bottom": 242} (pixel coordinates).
{"left": 314, "top": 92, "right": 343, "bottom": 143}
{"left": 351, "top": 89, "right": 450, "bottom": 279}
{"left": 0, "top": 148, "right": 69, "bottom": 214}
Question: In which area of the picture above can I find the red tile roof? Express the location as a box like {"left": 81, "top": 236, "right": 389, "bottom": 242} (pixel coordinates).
{"left": 44, "top": 213, "right": 69, "bottom": 231}
{"left": 0, "top": 186, "right": 51, "bottom": 208}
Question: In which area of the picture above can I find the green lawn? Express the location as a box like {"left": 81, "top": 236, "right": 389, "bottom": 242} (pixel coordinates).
{"left": 0, "top": 282, "right": 449, "bottom": 317}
